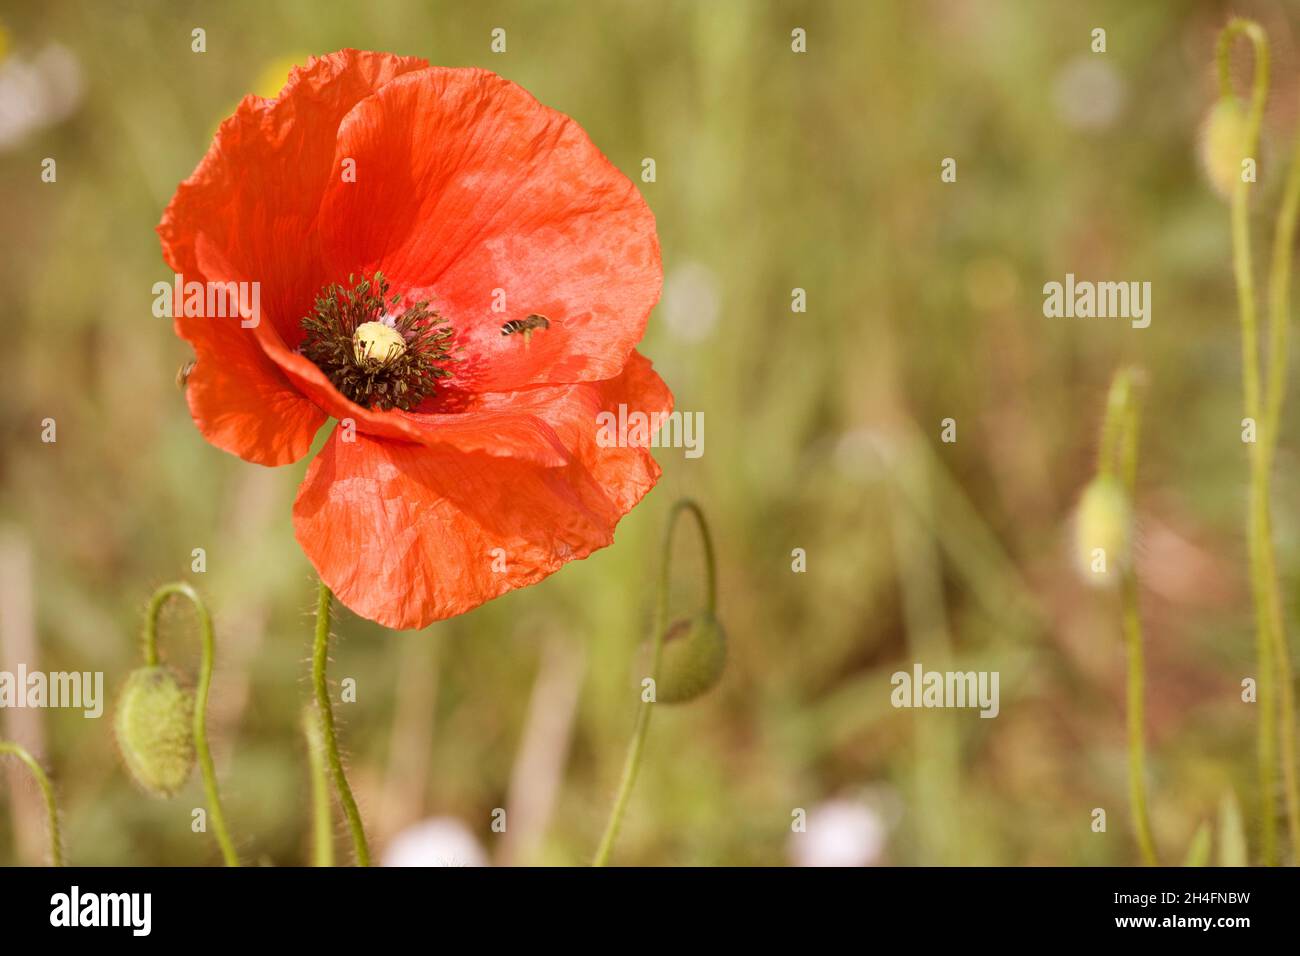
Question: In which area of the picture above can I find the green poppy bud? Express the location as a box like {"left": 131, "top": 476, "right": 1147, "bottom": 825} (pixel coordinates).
{"left": 1074, "top": 476, "right": 1133, "bottom": 584}
{"left": 656, "top": 613, "right": 727, "bottom": 704}
{"left": 1200, "top": 97, "right": 1251, "bottom": 200}
{"left": 114, "top": 666, "right": 195, "bottom": 797}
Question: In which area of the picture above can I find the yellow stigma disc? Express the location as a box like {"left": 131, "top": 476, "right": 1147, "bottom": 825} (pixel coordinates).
{"left": 352, "top": 321, "right": 406, "bottom": 369}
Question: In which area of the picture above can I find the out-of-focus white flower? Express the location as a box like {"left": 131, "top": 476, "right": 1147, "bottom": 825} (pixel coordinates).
{"left": 0, "top": 42, "right": 83, "bottom": 150}
{"left": 1053, "top": 56, "right": 1124, "bottom": 131}
{"left": 789, "top": 797, "right": 888, "bottom": 867}
{"left": 661, "top": 261, "right": 721, "bottom": 343}
{"left": 381, "top": 817, "right": 489, "bottom": 867}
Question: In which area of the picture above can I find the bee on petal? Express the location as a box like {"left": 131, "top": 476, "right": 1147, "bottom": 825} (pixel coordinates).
{"left": 501, "top": 313, "right": 550, "bottom": 346}
{"left": 176, "top": 359, "right": 196, "bottom": 391}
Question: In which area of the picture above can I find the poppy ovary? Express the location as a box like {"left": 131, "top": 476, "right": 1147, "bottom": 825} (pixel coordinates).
{"left": 353, "top": 320, "right": 407, "bottom": 370}
{"left": 299, "top": 271, "right": 454, "bottom": 412}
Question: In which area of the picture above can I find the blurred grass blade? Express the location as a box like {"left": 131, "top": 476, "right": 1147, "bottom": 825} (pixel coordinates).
{"left": 1183, "top": 822, "right": 1211, "bottom": 867}
{"left": 1217, "top": 790, "right": 1248, "bottom": 867}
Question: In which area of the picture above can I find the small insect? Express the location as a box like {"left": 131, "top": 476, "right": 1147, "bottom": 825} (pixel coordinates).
{"left": 176, "top": 360, "right": 196, "bottom": 391}
{"left": 501, "top": 313, "right": 550, "bottom": 345}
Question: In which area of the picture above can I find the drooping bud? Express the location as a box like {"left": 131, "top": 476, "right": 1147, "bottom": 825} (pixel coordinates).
{"left": 1200, "top": 97, "right": 1251, "bottom": 200}
{"left": 655, "top": 613, "right": 727, "bottom": 704}
{"left": 114, "top": 666, "right": 195, "bottom": 797}
{"left": 1073, "top": 475, "right": 1133, "bottom": 585}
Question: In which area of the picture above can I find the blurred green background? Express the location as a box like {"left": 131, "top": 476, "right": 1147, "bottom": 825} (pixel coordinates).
{"left": 0, "top": 0, "right": 1295, "bottom": 865}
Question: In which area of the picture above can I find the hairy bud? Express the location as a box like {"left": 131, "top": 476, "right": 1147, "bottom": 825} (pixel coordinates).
{"left": 114, "top": 666, "right": 195, "bottom": 797}
{"left": 656, "top": 613, "right": 727, "bottom": 704}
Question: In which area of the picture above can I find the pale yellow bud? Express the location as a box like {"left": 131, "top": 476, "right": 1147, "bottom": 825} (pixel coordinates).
{"left": 1200, "top": 98, "right": 1251, "bottom": 200}
{"left": 1074, "top": 476, "right": 1133, "bottom": 585}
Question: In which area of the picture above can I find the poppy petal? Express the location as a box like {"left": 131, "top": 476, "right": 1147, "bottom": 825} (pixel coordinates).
{"left": 431, "top": 351, "right": 673, "bottom": 510}
{"left": 158, "top": 50, "right": 428, "bottom": 347}
{"left": 158, "top": 50, "right": 430, "bottom": 464}
{"left": 165, "top": 237, "right": 326, "bottom": 465}
{"left": 293, "top": 354, "right": 669, "bottom": 628}
{"left": 180, "top": 316, "right": 327, "bottom": 465}
{"left": 318, "top": 67, "right": 661, "bottom": 392}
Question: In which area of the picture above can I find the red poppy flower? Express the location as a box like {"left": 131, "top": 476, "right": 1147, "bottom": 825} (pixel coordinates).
{"left": 158, "top": 50, "right": 671, "bottom": 629}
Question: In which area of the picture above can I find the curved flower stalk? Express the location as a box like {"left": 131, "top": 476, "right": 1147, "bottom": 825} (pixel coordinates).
{"left": 1077, "top": 368, "right": 1156, "bottom": 865}
{"left": 593, "top": 499, "right": 723, "bottom": 866}
{"left": 0, "top": 741, "right": 62, "bottom": 866}
{"left": 116, "top": 582, "right": 238, "bottom": 866}
{"left": 1210, "top": 17, "right": 1300, "bottom": 864}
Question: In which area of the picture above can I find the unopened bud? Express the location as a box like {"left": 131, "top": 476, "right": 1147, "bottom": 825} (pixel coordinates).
{"left": 1200, "top": 97, "right": 1251, "bottom": 200}
{"left": 1074, "top": 476, "right": 1133, "bottom": 584}
{"left": 656, "top": 613, "right": 727, "bottom": 704}
{"left": 114, "top": 666, "right": 195, "bottom": 797}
